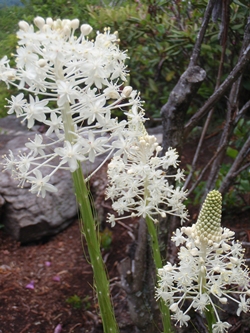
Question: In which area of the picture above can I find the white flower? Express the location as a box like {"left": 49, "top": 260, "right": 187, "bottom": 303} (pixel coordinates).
{"left": 1, "top": 150, "right": 17, "bottom": 176}
{"left": 0, "top": 55, "right": 10, "bottom": 67}
{"left": 79, "top": 132, "right": 108, "bottom": 163}
{"left": 55, "top": 141, "right": 85, "bottom": 172}
{"left": 16, "top": 46, "right": 39, "bottom": 69}
{"left": 57, "top": 80, "right": 80, "bottom": 107}
{"left": 171, "top": 228, "right": 186, "bottom": 246}
{"left": 192, "top": 293, "right": 210, "bottom": 312}
{"left": 0, "top": 17, "right": 143, "bottom": 197}
{"left": 17, "top": 151, "right": 33, "bottom": 174}
{"left": 27, "top": 170, "right": 57, "bottom": 198}
{"left": 0, "top": 56, "right": 16, "bottom": 87}
{"left": 210, "top": 281, "right": 223, "bottom": 297}
{"left": 44, "top": 112, "right": 63, "bottom": 137}
{"left": 22, "top": 95, "right": 49, "bottom": 128}
{"left": 212, "top": 321, "right": 231, "bottom": 333}
{"left": 84, "top": 95, "right": 107, "bottom": 125}
{"left": 107, "top": 213, "right": 116, "bottom": 227}
{"left": 162, "top": 147, "right": 179, "bottom": 169}
{"left": 106, "top": 132, "right": 188, "bottom": 225}
{"left": 6, "top": 93, "right": 26, "bottom": 116}
{"left": 17, "top": 67, "right": 37, "bottom": 90}
{"left": 171, "top": 309, "right": 190, "bottom": 327}
{"left": 104, "top": 82, "right": 121, "bottom": 99}
{"left": 81, "top": 57, "right": 108, "bottom": 89}
{"left": 25, "top": 134, "right": 45, "bottom": 157}
{"left": 175, "top": 168, "right": 185, "bottom": 182}
{"left": 237, "top": 295, "right": 250, "bottom": 316}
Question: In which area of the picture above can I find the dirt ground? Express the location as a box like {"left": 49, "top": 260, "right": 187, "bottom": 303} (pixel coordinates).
{"left": 0, "top": 219, "right": 136, "bottom": 333}
{"left": 0, "top": 135, "right": 250, "bottom": 333}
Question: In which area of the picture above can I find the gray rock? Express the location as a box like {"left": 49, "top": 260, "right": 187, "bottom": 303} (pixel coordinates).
{"left": 0, "top": 116, "right": 163, "bottom": 243}
{"left": 0, "top": 116, "right": 102, "bottom": 243}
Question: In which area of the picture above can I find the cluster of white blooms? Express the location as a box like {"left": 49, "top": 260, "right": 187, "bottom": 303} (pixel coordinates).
{"left": 0, "top": 17, "right": 145, "bottom": 197}
{"left": 1, "top": 16, "right": 188, "bottom": 228}
{"left": 156, "top": 190, "right": 250, "bottom": 333}
{"left": 106, "top": 125, "right": 188, "bottom": 226}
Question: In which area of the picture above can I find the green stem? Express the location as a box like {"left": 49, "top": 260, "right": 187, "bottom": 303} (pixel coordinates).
{"left": 145, "top": 216, "right": 173, "bottom": 333}
{"left": 72, "top": 165, "right": 119, "bottom": 333}
{"left": 59, "top": 98, "right": 119, "bottom": 333}
{"left": 204, "top": 304, "right": 216, "bottom": 333}
{"left": 199, "top": 245, "right": 216, "bottom": 333}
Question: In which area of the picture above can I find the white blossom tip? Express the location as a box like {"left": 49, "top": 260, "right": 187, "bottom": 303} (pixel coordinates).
{"left": 70, "top": 19, "right": 80, "bottom": 30}
{"left": 121, "top": 86, "right": 133, "bottom": 98}
{"left": 37, "top": 59, "right": 47, "bottom": 67}
{"left": 18, "top": 20, "right": 30, "bottom": 32}
{"left": 34, "top": 16, "right": 45, "bottom": 30}
{"left": 219, "top": 297, "right": 228, "bottom": 304}
{"left": 46, "top": 17, "right": 53, "bottom": 26}
{"left": 80, "top": 24, "right": 93, "bottom": 36}
{"left": 170, "top": 303, "right": 178, "bottom": 312}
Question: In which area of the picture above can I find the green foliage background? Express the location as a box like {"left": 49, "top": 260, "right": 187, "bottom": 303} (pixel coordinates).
{"left": 0, "top": 0, "right": 249, "bottom": 120}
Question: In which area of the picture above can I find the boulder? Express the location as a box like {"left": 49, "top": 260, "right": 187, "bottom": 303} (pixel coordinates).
{"left": 0, "top": 116, "right": 102, "bottom": 243}
{"left": 0, "top": 116, "right": 163, "bottom": 243}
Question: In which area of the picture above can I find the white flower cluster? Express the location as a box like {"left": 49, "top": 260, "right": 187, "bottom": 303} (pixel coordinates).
{"left": 156, "top": 190, "right": 250, "bottom": 332}
{"left": 1, "top": 16, "right": 187, "bottom": 227}
{"left": 106, "top": 129, "right": 188, "bottom": 226}
{"left": 1, "top": 17, "right": 144, "bottom": 197}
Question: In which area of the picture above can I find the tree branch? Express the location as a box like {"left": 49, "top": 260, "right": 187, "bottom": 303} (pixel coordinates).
{"left": 184, "top": 44, "right": 250, "bottom": 138}
{"left": 161, "top": 66, "right": 206, "bottom": 154}
{"left": 161, "top": 0, "right": 217, "bottom": 155}
{"left": 117, "top": 218, "right": 159, "bottom": 332}
{"left": 235, "top": 99, "right": 250, "bottom": 124}
{"left": 219, "top": 135, "right": 250, "bottom": 195}
{"left": 184, "top": 1, "right": 230, "bottom": 191}
{"left": 189, "top": 0, "right": 217, "bottom": 67}
{"left": 231, "top": 161, "right": 250, "bottom": 178}
{"left": 203, "top": 18, "right": 250, "bottom": 196}
{"left": 186, "top": 143, "right": 226, "bottom": 195}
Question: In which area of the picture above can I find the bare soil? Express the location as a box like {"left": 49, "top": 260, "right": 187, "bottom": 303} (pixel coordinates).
{"left": 0, "top": 219, "right": 138, "bottom": 333}
{"left": 0, "top": 161, "right": 136, "bottom": 333}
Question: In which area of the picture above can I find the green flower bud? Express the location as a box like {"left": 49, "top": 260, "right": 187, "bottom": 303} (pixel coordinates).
{"left": 195, "top": 190, "right": 222, "bottom": 244}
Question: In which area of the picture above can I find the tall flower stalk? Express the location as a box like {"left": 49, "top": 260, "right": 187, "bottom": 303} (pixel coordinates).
{"left": 0, "top": 17, "right": 146, "bottom": 333}
{"left": 106, "top": 124, "right": 188, "bottom": 332}
{"left": 145, "top": 215, "right": 173, "bottom": 333}
{"left": 72, "top": 165, "right": 119, "bottom": 333}
{"left": 156, "top": 190, "right": 250, "bottom": 333}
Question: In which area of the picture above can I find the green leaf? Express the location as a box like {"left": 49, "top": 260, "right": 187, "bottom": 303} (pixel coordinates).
{"left": 148, "top": 78, "right": 158, "bottom": 93}
{"left": 226, "top": 147, "right": 238, "bottom": 159}
{"left": 239, "top": 179, "right": 250, "bottom": 192}
{"left": 232, "top": 24, "right": 244, "bottom": 30}
{"left": 66, "top": 295, "right": 82, "bottom": 309}
{"left": 233, "top": 0, "right": 249, "bottom": 9}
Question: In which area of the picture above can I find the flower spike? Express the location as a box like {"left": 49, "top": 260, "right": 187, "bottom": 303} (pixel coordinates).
{"left": 195, "top": 189, "right": 222, "bottom": 244}
{"left": 156, "top": 190, "right": 250, "bottom": 331}
{"left": 0, "top": 17, "right": 145, "bottom": 197}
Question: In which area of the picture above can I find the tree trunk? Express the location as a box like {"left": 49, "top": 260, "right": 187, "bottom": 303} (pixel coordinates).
{"left": 161, "top": 66, "right": 206, "bottom": 155}
{"left": 117, "top": 218, "right": 159, "bottom": 333}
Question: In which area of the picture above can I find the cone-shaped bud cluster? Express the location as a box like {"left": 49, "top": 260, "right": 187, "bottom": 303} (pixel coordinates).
{"left": 194, "top": 190, "right": 222, "bottom": 244}
{"left": 157, "top": 190, "right": 250, "bottom": 330}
